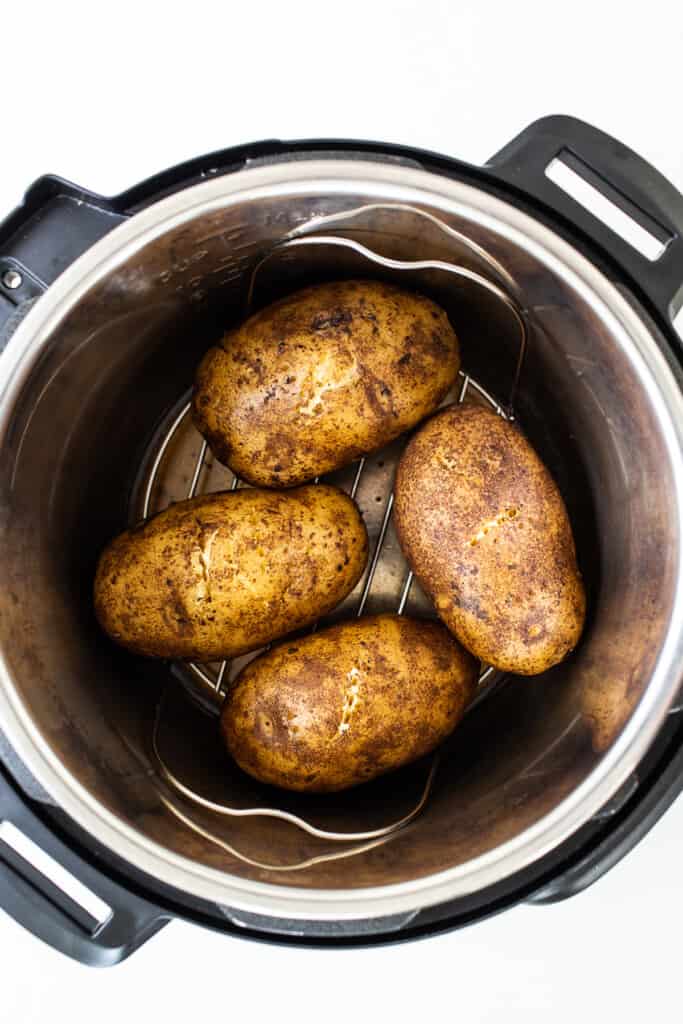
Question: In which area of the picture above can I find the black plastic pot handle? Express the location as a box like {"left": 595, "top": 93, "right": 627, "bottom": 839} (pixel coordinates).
{"left": 0, "top": 176, "right": 126, "bottom": 343}
{"left": 0, "top": 141, "right": 286, "bottom": 343}
{"left": 5, "top": 119, "right": 683, "bottom": 338}
{"left": 0, "top": 766, "right": 168, "bottom": 966}
{"left": 488, "top": 115, "right": 683, "bottom": 324}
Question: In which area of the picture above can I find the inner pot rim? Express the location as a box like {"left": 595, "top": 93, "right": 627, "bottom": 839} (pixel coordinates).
{"left": 1, "top": 158, "right": 683, "bottom": 921}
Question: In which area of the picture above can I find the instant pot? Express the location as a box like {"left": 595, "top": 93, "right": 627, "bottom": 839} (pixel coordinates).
{"left": 1, "top": 115, "right": 683, "bottom": 966}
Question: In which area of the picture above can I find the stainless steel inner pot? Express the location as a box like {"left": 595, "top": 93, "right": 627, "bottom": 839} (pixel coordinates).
{"left": 1, "top": 157, "right": 683, "bottom": 924}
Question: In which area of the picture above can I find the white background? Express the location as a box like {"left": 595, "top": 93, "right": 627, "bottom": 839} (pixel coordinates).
{"left": 2, "top": 1, "right": 683, "bottom": 1018}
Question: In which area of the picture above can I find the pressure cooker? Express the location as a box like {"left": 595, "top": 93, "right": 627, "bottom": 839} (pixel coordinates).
{"left": 1, "top": 115, "right": 683, "bottom": 965}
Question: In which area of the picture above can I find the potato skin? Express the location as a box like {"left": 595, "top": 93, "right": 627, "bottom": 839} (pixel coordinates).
{"left": 394, "top": 405, "right": 586, "bottom": 675}
{"left": 94, "top": 485, "right": 368, "bottom": 660}
{"left": 221, "top": 614, "right": 478, "bottom": 792}
{"left": 192, "top": 280, "right": 460, "bottom": 488}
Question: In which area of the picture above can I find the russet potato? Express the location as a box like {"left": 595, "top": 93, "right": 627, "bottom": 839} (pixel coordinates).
{"left": 394, "top": 404, "right": 586, "bottom": 675}
{"left": 192, "top": 280, "right": 460, "bottom": 487}
{"left": 221, "top": 613, "right": 478, "bottom": 792}
{"left": 94, "top": 485, "right": 368, "bottom": 661}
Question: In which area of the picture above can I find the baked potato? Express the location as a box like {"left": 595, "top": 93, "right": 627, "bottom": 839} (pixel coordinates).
{"left": 221, "top": 613, "right": 478, "bottom": 792}
{"left": 394, "top": 404, "right": 586, "bottom": 675}
{"left": 94, "top": 485, "right": 368, "bottom": 660}
{"left": 192, "top": 280, "right": 460, "bottom": 487}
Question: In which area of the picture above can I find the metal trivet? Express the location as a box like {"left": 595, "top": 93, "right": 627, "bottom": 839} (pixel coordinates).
{"left": 136, "top": 207, "right": 529, "bottom": 864}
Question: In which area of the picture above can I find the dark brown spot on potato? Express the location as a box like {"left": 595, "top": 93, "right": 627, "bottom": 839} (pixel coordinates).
{"left": 311, "top": 309, "right": 353, "bottom": 331}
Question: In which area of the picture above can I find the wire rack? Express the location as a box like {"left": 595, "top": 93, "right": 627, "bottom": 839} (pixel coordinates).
{"left": 133, "top": 215, "right": 529, "bottom": 861}
{"left": 141, "top": 371, "right": 507, "bottom": 708}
